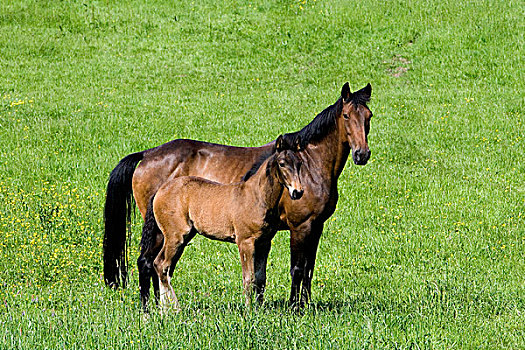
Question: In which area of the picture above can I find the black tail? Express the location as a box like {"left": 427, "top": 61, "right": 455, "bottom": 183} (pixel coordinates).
{"left": 103, "top": 151, "right": 145, "bottom": 288}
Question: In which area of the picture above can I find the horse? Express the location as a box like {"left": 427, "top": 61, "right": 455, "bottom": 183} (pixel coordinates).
{"left": 147, "top": 135, "right": 303, "bottom": 311}
{"left": 103, "top": 82, "right": 373, "bottom": 307}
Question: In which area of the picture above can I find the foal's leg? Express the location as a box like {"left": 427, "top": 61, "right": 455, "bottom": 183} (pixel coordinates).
{"left": 168, "top": 229, "right": 196, "bottom": 277}
{"left": 154, "top": 245, "right": 179, "bottom": 312}
{"left": 237, "top": 237, "right": 256, "bottom": 307}
{"left": 253, "top": 238, "right": 273, "bottom": 304}
{"left": 154, "top": 228, "right": 193, "bottom": 313}
{"left": 289, "top": 234, "right": 306, "bottom": 308}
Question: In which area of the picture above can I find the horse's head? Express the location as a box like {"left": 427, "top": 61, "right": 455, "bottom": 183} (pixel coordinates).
{"left": 274, "top": 135, "right": 303, "bottom": 200}
{"left": 339, "top": 82, "right": 373, "bottom": 165}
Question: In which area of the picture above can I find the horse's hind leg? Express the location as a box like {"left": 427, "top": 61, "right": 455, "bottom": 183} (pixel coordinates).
{"left": 152, "top": 267, "right": 160, "bottom": 303}
{"left": 138, "top": 255, "right": 152, "bottom": 313}
{"left": 138, "top": 237, "right": 164, "bottom": 312}
{"left": 137, "top": 200, "right": 164, "bottom": 312}
{"left": 150, "top": 230, "right": 165, "bottom": 306}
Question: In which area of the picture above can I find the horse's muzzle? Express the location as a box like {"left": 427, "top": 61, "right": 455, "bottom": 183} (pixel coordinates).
{"left": 353, "top": 148, "right": 371, "bottom": 165}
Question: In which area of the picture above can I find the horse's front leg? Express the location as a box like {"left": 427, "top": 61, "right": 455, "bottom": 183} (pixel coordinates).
{"left": 299, "top": 222, "right": 323, "bottom": 306}
{"left": 237, "top": 237, "right": 256, "bottom": 307}
{"left": 289, "top": 220, "right": 321, "bottom": 308}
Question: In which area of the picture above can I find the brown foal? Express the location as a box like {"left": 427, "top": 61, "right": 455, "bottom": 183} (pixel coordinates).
{"left": 151, "top": 135, "right": 303, "bottom": 309}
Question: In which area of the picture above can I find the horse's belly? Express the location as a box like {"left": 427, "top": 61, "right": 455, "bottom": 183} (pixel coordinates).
{"left": 196, "top": 227, "right": 236, "bottom": 243}
{"left": 193, "top": 216, "right": 236, "bottom": 243}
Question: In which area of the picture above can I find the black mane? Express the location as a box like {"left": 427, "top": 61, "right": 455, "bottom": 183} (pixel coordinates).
{"left": 283, "top": 97, "right": 343, "bottom": 149}
{"left": 241, "top": 98, "right": 342, "bottom": 181}
{"left": 241, "top": 88, "right": 370, "bottom": 181}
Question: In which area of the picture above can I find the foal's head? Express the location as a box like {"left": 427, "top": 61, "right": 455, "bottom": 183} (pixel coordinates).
{"left": 339, "top": 82, "right": 373, "bottom": 165}
{"left": 274, "top": 135, "right": 303, "bottom": 200}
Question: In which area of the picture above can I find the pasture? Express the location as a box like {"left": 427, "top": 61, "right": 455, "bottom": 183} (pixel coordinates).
{"left": 0, "top": 0, "right": 523, "bottom": 348}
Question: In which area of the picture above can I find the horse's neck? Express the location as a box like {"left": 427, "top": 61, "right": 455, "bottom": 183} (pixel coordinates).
{"left": 307, "top": 123, "right": 350, "bottom": 180}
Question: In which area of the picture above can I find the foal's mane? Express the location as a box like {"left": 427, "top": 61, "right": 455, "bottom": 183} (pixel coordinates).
{"left": 241, "top": 148, "right": 275, "bottom": 182}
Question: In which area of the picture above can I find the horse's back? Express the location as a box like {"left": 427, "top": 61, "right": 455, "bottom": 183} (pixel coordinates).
{"left": 132, "top": 138, "right": 273, "bottom": 218}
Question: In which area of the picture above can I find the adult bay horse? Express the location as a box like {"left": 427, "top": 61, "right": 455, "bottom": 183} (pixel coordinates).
{"left": 103, "top": 82, "right": 373, "bottom": 306}
{"left": 151, "top": 135, "right": 303, "bottom": 311}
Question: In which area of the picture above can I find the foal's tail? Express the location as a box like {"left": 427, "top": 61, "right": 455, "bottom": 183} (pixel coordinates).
{"left": 103, "top": 151, "right": 145, "bottom": 288}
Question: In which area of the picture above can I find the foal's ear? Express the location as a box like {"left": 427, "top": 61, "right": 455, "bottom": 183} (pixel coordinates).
{"left": 275, "top": 134, "right": 284, "bottom": 152}
{"left": 294, "top": 136, "right": 302, "bottom": 151}
{"left": 341, "top": 82, "right": 352, "bottom": 102}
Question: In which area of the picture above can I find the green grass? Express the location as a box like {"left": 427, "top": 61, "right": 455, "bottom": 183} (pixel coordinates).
{"left": 1, "top": 0, "right": 524, "bottom": 348}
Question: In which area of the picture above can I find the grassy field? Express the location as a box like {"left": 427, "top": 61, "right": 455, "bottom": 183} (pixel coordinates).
{"left": 0, "top": 0, "right": 524, "bottom": 348}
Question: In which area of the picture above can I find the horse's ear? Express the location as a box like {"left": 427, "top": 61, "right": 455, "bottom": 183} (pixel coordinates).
{"left": 355, "top": 83, "right": 372, "bottom": 103}
{"left": 275, "top": 135, "right": 284, "bottom": 152}
{"left": 294, "top": 136, "right": 302, "bottom": 151}
{"left": 365, "top": 83, "right": 372, "bottom": 95}
{"left": 341, "top": 82, "right": 352, "bottom": 102}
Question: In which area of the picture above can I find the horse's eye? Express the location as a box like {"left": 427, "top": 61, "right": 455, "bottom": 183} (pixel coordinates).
{"left": 343, "top": 114, "right": 349, "bottom": 119}
{"left": 279, "top": 162, "right": 285, "bottom": 168}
